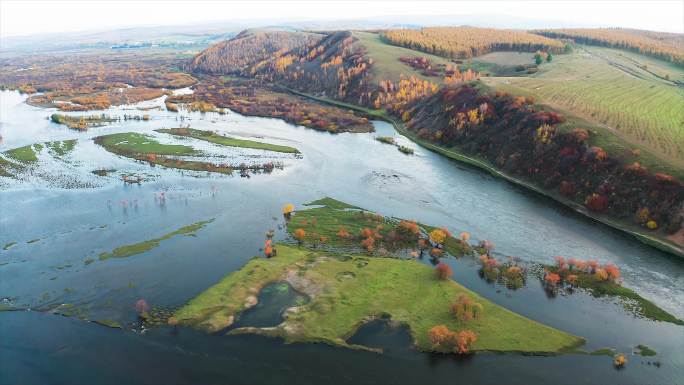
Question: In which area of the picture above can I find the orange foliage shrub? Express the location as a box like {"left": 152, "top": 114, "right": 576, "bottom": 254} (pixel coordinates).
{"left": 293, "top": 228, "right": 306, "bottom": 243}
{"left": 455, "top": 330, "right": 478, "bottom": 354}
{"left": 360, "top": 237, "right": 375, "bottom": 252}
{"left": 428, "top": 325, "right": 451, "bottom": 347}
{"left": 336, "top": 227, "right": 350, "bottom": 239}
{"left": 545, "top": 272, "right": 561, "bottom": 286}
{"left": 435, "top": 262, "right": 452, "bottom": 280}
{"left": 451, "top": 294, "right": 483, "bottom": 322}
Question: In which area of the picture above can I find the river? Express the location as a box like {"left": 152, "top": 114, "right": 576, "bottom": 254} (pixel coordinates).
{"left": 1, "top": 90, "right": 682, "bottom": 384}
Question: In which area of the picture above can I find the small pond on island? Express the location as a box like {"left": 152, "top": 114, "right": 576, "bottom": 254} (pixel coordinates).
{"left": 1, "top": 89, "right": 683, "bottom": 385}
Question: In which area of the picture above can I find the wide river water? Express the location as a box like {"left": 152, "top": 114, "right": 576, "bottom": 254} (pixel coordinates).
{"left": 1, "top": 90, "right": 683, "bottom": 384}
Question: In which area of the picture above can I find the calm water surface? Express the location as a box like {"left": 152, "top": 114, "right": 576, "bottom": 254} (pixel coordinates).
{"left": 1, "top": 90, "right": 682, "bottom": 384}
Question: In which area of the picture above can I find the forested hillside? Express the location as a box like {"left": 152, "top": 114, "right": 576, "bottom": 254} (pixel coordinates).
{"left": 189, "top": 30, "right": 322, "bottom": 74}
{"left": 398, "top": 85, "right": 684, "bottom": 238}
{"left": 381, "top": 27, "right": 565, "bottom": 59}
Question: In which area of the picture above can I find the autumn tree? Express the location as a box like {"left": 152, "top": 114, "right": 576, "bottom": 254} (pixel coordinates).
{"left": 429, "top": 228, "right": 447, "bottom": 247}
{"left": 455, "top": 330, "right": 478, "bottom": 354}
{"left": 428, "top": 325, "right": 452, "bottom": 348}
{"left": 282, "top": 203, "right": 295, "bottom": 217}
{"left": 544, "top": 272, "right": 561, "bottom": 287}
{"left": 435, "top": 262, "right": 452, "bottom": 280}
{"left": 293, "top": 228, "right": 306, "bottom": 244}
{"left": 452, "top": 294, "right": 483, "bottom": 322}
{"left": 337, "top": 226, "right": 350, "bottom": 239}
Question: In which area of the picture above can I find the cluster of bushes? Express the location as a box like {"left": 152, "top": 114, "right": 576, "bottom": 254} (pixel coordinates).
{"left": 477, "top": 254, "right": 526, "bottom": 289}
{"left": 427, "top": 294, "right": 482, "bottom": 354}
{"left": 400, "top": 85, "right": 684, "bottom": 236}
{"left": 543, "top": 256, "right": 621, "bottom": 292}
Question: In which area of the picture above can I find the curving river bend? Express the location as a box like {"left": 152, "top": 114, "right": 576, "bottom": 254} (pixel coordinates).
{"left": 1, "top": 90, "right": 683, "bottom": 384}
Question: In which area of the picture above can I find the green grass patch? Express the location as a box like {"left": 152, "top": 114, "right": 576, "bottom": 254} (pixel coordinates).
{"left": 5, "top": 144, "right": 38, "bottom": 162}
{"left": 353, "top": 31, "right": 453, "bottom": 85}
{"left": 590, "top": 347, "right": 616, "bottom": 356}
{"left": 99, "top": 219, "right": 214, "bottom": 261}
{"left": 46, "top": 140, "right": 77, "bottom": 157}
{"left": 303, "top": 197, "right": 361, "bottom": 210}
{"left": 635, "top": 344, "right": 657, "bottom": 356}
{"left": 93, "top": 319, "right": 123, "bottom": 329}
{"left": 155, "top": 127, "right": 299, "bottom": 153}
{"left": 176, "top": 244, "right": 583, "bottom": 353}
{"left": 289, "top": 197, "right": 470, "bottom": 256}
{"left": 94, "top": 132, "right": 197, "bottom": 157}
{"left": 145, "top": 157, "right": 236, "bottom": 175}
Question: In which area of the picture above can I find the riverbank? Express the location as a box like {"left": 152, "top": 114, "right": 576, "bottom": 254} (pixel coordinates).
{"left": 280, "top": 88, "right": 684, "bottom": 259}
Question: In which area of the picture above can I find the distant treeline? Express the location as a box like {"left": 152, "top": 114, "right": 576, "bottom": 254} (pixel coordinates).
{"left": 381, "top": 27, "right": 565, "bottom": 59}
{"left": 532, "top": 28, "right": 684, "bottom": 66}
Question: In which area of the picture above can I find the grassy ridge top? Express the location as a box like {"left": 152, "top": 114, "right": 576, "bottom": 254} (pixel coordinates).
{"left": 175, "top": 244, "right": 583, "bottom": 353}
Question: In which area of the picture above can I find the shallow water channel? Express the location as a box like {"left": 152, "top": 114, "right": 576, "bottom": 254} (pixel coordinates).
{"left": 1, "top": 90, "right": 683, "bottom": 384}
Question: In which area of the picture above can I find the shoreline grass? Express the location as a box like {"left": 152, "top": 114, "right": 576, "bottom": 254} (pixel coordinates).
{"left": 94, "top": 132, "right": 197, "bottom": 157}
{"left": 545, "top": 265, "right": 683, "bottom": 325}
{"left": 155, "top": 127, "right": 299, "bottom": 154}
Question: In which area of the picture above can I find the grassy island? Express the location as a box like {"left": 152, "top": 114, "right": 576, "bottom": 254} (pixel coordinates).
{"left": 175, "top": 198, "right": 583, "bottom": 354}
{"left": 155, "top": 127, "right": 299, "bottom": 153}
{"left": 95, "top": 132, "right": 290, "bottom": 174}
{"left": 1, "top": 140, "right": 78, "bottom": 178}
{"left": 98, "top": 219, "right": 214, "bottom": 261}
{"left": 175, "top": 244, "right": 583, "bottom": 353}
{"left": 544, "top": 263, "right": 683, "bottom": 325}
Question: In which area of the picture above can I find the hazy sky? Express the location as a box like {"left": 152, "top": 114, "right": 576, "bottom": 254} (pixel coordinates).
{"left": 1, "top": 0, "right": 683, "bottom": 37}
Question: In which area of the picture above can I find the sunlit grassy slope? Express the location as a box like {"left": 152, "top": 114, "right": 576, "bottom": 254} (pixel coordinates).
{"left": 482, "top": 45, "right": 684, "bottom": 170}
{"left": 352, "top": 31, "right": 453, "bottom": 84}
